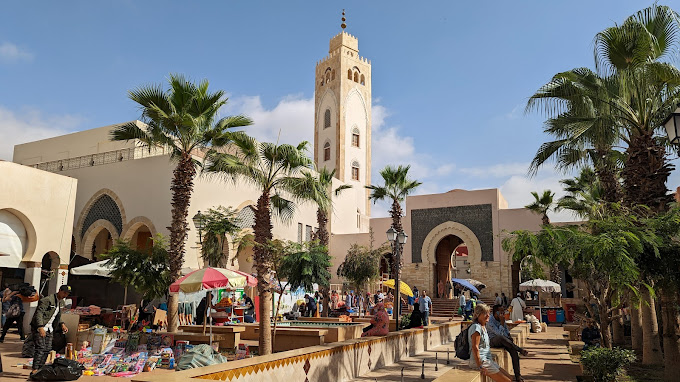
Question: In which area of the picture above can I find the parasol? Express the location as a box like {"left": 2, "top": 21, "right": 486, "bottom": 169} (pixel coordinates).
{"left": 464, "top": 279, "right": 486, "bottom": 290}
{"left": 519, "top": 279, "right": 562, "bottom": 323}
{"left": 230, "top": 270, "right": 258, "bottom": 287}
{"left": 450, "top": 278, "right": 481, "bottom": 295}
{"left": 382, "top": 279, "right": 414, "bottom": 297}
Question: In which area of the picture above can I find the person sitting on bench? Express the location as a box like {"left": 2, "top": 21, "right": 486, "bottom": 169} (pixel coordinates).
{"left": 488, "top": 304, "right": 529, "bottom": 382}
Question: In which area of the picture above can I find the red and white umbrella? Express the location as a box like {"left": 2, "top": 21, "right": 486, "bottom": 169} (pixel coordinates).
{"left": 169, "top": 267, "right": 246, "bottom": 293}
{"left": 230, "top": 270, "right": 258, "bottom": 287}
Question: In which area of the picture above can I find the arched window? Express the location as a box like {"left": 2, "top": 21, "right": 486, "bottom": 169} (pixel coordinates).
{"left": 348, "top": 69, "right": 352, "bottom": 80}
{"left": 351, "top": 160, "right": 360, "bottom": 181}
{"left": 353, "top": 72, "right": 359, "bottom": 83}
{"left": 325, "top": 72, "right": 330, "bottom": 84}
{"left": 360, "top": 74, "right": 365, "bottom": 85}
{"left": 351, "top": 127, "right": 360, "bottom": 147}
{"left": 324, "top": 142, "right": 331, "bottom": 161}
{"left": 331, "top": 69, "right": 335, "bottom": 81}
{"left": 324, "top": 109, "right": 331, "bottom": 129}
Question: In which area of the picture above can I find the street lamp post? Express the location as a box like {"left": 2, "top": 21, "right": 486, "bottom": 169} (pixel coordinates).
{"left": 192, "top": 210, "right": 205, "bottom": 244}
{"left": 387, "top": 227, "right": 408, "bottom": 331}
{"left": 663, "top": 105, "right": 680, "bottom": 144}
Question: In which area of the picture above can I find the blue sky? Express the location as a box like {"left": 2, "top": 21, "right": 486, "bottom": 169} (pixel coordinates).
{"left": 1, "top": 1, "right": 677, "bottom": 220}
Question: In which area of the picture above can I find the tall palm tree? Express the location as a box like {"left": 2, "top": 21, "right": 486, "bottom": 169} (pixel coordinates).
{"left": 110, "top": 74, "right": 252, "bottom": 331}
{"left": 204, "top": 135, "right": 318, "bottom": 355}
{"left": 367, "top": 165, "right": 421, "bottom": 277}
{"left": 303, "top": 167, "right": 351, "bottom": 316}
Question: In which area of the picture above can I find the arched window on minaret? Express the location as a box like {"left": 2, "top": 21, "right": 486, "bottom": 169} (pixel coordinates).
{"left": 347, "top": 69, "right": 352, "bottom": 80}
{"left": 353, "top": 72, "right": 359, "bottom": 83}
{"left": 324, "top": 142, "right": 331, "bottom": 161}
{"left": 324, "top": 109, "right": 331, "bottom": 129}
{"left": 351, "top": 160, "right": 360, "bottom": 181}
{"left": 331, "top": 69, "right": 335, "bottom": 80}
{"left": 351, "top": 127, "right": 360, "bottom": 147}
{"left": 326, "top": 72, "right": 331, "bottom": 84}
{"left": 360, "top": 74, "right": 365, "bottom": 86}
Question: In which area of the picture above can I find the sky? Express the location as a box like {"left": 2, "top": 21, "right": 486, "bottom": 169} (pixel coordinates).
{"left": 1, "top": 0, "right": 679, "bottom": 221}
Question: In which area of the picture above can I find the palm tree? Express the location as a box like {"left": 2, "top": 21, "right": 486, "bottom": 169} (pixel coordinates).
{"left": 110, "top": 74, "right": 252, "bottom": 331}
{"left": 525, "top": 190, "right": 555, "bottom": 225}
{"left": 299, "top": 167, "right": 351, "bottom": 316}
{"left": 204, "top": 134, "right": 318, "bottom": 355}
{"left": 366, "top": 165, "right": 422, "bottom": 276}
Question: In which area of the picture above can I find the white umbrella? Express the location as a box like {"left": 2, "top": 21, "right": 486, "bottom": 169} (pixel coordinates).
{"left": 70, "top": 260, "right": 113, "bottom": 277}
{"left": 519, "top": 279, "right": 561, "bottom": 323}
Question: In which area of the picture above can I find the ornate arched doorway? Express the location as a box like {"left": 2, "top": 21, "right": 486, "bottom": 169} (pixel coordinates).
{"left": 434, "top": 236, "right": 463, "bottom": 298}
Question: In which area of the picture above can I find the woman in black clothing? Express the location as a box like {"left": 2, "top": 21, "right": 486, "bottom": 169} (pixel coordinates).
{"left": 406, "top": 299, "right": 423, "bottom": 328}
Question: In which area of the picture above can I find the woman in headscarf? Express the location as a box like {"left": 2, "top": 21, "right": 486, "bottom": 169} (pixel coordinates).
{"left": 361, "top": 302, "right": 390, "bottom": 337}
{"left": 406, "top": 298, "right": 423, "bottom": 329}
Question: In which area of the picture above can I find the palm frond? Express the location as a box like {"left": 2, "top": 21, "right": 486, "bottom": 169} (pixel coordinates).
{"left": 270, "top": 194, "right": 296, "bottom": 224}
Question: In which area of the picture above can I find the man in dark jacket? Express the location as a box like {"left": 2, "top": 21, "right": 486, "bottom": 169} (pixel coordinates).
{"left": 30, "top": 285, "right": 71, "bottom": 375}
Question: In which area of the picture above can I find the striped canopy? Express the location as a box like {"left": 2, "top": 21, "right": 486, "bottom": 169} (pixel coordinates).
{"left": 169, "top": 267, "right": 246, "bottom": 293}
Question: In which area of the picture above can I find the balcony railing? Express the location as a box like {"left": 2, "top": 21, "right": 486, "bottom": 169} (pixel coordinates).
{"left": 31, "top": 146, "right": 168, "bottom": 173}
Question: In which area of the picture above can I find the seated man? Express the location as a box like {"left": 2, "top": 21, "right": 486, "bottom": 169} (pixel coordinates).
{"left": 581, "top": 319, "right": 601, "bottom": 350}
{"left": 487, "top": 304, "right": 529, "bottom": 382}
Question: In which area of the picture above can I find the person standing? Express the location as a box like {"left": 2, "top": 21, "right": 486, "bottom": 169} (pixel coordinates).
{"left": 305, "top": 294, "right": 317, "bottom": 317}
{"left": 344, "top": 291, "right": 352, "bottom": 309}
{"left": 437, "top": 280, "right": 445, "bottom": 298}
{"left": 30, "top": 285, "right": 71, "bottom": 376}
{"left": 419, "top": 290, "right": 432, "bottom": 326}
{"left": 330, "top": 291, "right": 339, "bottom": 310}
{"left": 510, "top": 293, "right": 526, "bottom": 322}
{"left": 459, "top": 291, "right": 467, "bottom": 316}
{"left": 488, "top": 305, "right": 529, "bottom": 382}
{"left": 501, "top": 292, "right": 508, "bottom": 308}
{"left": 446, "top": 280, "right": 453, "bottom": 299}
{"left": 494, "top": 293, "right": 503, "bottom": 306}
{"left": 0, "top": 289, "right": 25, "bottom": 342}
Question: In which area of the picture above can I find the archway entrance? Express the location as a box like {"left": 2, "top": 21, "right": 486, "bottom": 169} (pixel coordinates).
{"left": 87, "top": 228, "right": 113, "bottom": 261}
{"left": 379, "top": 255, "right": 392, "bottom": 280}
{"left": 128, "top": 225, "right": 153, "bottom": 254}
{"left": 434, "top": 235, "right": 463, "bottom": 298}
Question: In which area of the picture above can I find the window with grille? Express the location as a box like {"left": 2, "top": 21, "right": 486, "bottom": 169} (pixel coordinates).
{"left": 324, "top": 142, "right": 331, "bottom": 161}
{"left": 324, "top": 109, "right": 331, "bottom": 129}
{"left": 298, "top": 223, "right": 303, "bottom": 243}
{"left": 351, "top": 128, "right": 360, "bottom": 147}
{"left": 306, "top": 225, "right": 313, "bottom": 241}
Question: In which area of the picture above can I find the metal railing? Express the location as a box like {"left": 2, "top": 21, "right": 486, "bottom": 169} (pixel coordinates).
{"left": 32, "top": 146, "right": 168, "bottom": 173}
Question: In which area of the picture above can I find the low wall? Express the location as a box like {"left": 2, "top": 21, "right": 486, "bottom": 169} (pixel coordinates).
{"left": 132, "top": 321, "right": 463, "bottom": 382}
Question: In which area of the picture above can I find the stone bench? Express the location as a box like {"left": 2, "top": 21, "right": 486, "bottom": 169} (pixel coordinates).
{"left": 563, "top": 324, "right": 581, "bottom": 341}
{"left": 178, "top": 325, "right": 245, "bottom": 349}
{"left": 509, "top": 328, "right": 525, "bottom": 348}
{"left": 253, "top": 327, "right": 328, "bottom": 352}
{"left": 568, "top": 340, "right": 585, "bottom": 355}
{"left": 432, "top": 367, "right": 481, "bottom": 382}
{"left": 352, "top": 317, "right": 398, "bottom": 331}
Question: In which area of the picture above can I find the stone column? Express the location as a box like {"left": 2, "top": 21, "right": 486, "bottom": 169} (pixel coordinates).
{"left": 48, "top": 264, "right": 69, "bottom": 295}
{"left": 23, "top": 261, "right": 42, "bottom": 334}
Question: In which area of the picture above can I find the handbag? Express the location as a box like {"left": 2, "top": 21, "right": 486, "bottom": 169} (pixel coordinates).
{"left": 6, "top": 302, "right": 21, "bottom": 318}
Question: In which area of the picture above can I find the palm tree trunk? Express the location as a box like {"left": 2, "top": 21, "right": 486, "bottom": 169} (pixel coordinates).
{"left": 641, "top": 287, "right": 664, "bottom": 365}
{"left": 254, "top": 192, "right": 273, "bottom": 355}
{"left": 167, "top": 154, "right": 197, "bottom": 332}
{"left": 389, "top": 199, "right": 403, "bottom": 277}
{"left": 661, "top": 288, "right": 680, "bottom": 381}
{"left": 622, "top": 132, "right": 673, "bottom": 212}
{"left": 612, "top": 308, "right": 625, "bottom": 346}
{"left": 593, "top": 152, "right": 622, "bottom": 204}
{"left": 631, "top": 302, "right": 643, "bottom": 353}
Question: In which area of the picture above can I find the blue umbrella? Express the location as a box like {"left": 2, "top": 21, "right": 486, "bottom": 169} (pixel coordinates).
{"left": 450, "top": 278, "right": 481, "bottom": 295}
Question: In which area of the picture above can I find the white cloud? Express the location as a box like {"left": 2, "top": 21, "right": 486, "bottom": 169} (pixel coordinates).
{"left": 459, "top": 162, "right": 528, "bottom": 178}
{"left": 224, "top": 95, "right": 314, "bottom": 146}
{"left": 0, "top": 42, "right": 33, "bottom": 62}
{"left": 0, "top": 106, "right": 83, "bottom": 161}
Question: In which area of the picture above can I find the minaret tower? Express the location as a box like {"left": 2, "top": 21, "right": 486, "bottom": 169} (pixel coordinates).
{"left": 314, "top": 10, "right": 372, "bottom": 219}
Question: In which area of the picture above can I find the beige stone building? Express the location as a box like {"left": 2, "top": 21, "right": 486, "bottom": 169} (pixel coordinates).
{"left": 9, "top": 28, "right": 568, "bottom": 309}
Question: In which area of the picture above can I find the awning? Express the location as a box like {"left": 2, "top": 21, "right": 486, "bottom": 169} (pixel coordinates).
{"left": 70, "top": 260, "right": 113, "bottom": 277}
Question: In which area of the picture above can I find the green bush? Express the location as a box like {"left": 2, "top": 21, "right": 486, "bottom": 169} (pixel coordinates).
{"left": 399, "top": 313, "right": 411, "bottom": 330}
{"left": 580, "top": 347, "right": 636, "bottom": 382}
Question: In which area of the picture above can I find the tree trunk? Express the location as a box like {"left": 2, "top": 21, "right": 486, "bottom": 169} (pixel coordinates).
{"left": 599, "top": 304, "right": 613, "bottom": 349}
{"left": 661, "top": 288, "right": 680, "bottom": 381}
{"left": 254, "top": 192, "right": 274, "bottom": 355}
{"left": 315, "top": 209, "right": 331, "bottom": 317}
{"left": 621, "top": 132, "right": 673, "bottom": 212}
{"left": 641, "top": 287, "right": 663, "bottom": 365}
{"left": 167, "top": 154, "right": 197, "bottom": 332}
{"left": 631, "top": 302, "right": 643, "bottom": 353}
{"left": 612, "top": 308, "right": 625, "bottom": 346}
{"left": 389, "top": 199, "right": 403, "bottom": 279}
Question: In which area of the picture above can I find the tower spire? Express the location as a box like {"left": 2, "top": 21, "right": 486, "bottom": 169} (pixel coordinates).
{"left": 341, "top": 9, "right": 346, "bottom": 30}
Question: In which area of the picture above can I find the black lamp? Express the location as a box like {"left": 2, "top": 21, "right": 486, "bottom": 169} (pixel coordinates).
{"left": 192, "top": 210, "right": 205, "bottom": 243}
{"left": 663, "top": 106, "right": 680, "bottom": 144}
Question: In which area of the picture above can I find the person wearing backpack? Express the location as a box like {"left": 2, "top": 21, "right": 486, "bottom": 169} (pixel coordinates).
{"left": 468, "top": 304, "right": 512, "bottom": 382}
{"left": 0, "top": 289, "right": 25, "bottom": 342}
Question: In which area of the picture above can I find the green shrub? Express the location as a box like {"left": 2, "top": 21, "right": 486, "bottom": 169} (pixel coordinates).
{"left": 580, "top": 347, "right": 636, "bottom": 382}
{"left": 399, "top": 313, "right": 411, "bottom": 330}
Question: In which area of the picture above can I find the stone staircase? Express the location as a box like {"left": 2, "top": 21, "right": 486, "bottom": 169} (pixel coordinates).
{"left": 430, "top": 297, "right": 497, "bottom": 317}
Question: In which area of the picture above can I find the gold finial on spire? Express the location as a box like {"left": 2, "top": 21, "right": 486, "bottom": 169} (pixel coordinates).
{"left": 341, "top": 9, "right": 346, "bottom": 30}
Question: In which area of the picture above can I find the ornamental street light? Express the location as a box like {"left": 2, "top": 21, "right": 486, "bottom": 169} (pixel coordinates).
{"left": 192, "top": 210, "right": 205, "bottom": 244}
{"left": 664, "top": 105, "right": 680, "bottom": 145}
{"left": 387, "top": 226, "right": 408, "bottom": 331}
